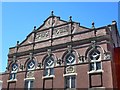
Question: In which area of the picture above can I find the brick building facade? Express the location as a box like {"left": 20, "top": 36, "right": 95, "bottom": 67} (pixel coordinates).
{"left": 1, "top": 12, "right": 120, "bottom": 89}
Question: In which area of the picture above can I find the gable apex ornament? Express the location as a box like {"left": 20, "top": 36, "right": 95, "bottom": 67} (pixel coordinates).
{"left": 51, "top": 11, "right": 54, "bottom": 16}
{"left": 12, "top": 56, "right": 17, "bottom": 63}
{"left": 47, "top": 49, "right": 52, "bottom": 56}
{"left": 91, "top": 21, "right": 97, "bottom": 36}
{"left": 69, "top": 16, "right": 72, "bottom": 22}
{"left": 68, "top": 45, "right": 72, "bottom": 53}
{"left": 92, "top": 21, "right": 95, "bottom": 29}
{"left": 29, "top": 52, "right": 33, "bottom": 60}
{"left": 33, "top": 26, "right": 36, "bottom": 32}
{"left": 91, "top": 40, "right": 96, "bottom": 49}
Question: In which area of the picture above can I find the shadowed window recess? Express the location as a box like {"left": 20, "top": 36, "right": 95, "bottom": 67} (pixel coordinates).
{"left": 44, "top": 56, "right": 54, "bottom": 76}
{"left": 9, "top": 63, "right": 18, "bottom": 80}
{"left": 89, "top": 48, "right": 102, "bottom": 71}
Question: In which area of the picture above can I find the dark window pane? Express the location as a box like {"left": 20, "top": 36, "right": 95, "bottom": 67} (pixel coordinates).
{"left": 96, "top": 62, "right": 101, "bottom": 70}
{"left": 24, "top": 80, "right": 34, "bottom": 90}
{"left": 44, "top": 69, "right": 48, "bottom": 76}
{"left": 44, "top": 68, "right": 54, "bottom": 76}
{"left": 65, "top": 77, "right": 70, "bottom": 88}
{"left": 24, "top": 81, "right": 28, "bottom": 89}
{"left": 9, "top": 74, "right": 12, "bottom": 80}
{"left": 9, "top": 73, "right": 16, "bottom": 80}
{"left": 50, "top": 68, "right": 54, "bottom": 75}
{"left": 65, "top": 76, "right": 76, "bottom": 89}
{"left": 71, "top": 76, "right": 75, "bottom": 88}
{"left": 30, "top": 81, "right": 34, "bottom": 89}
{"left": 90, "top": 63, "right": 94, "bottom": 71}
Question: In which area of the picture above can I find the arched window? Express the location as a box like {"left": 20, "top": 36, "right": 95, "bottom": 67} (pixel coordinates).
{"left": 9, "top": 63, "right": 18, "bottom": 80}
{"left": 88, "top": 48, "right": 102, "bottom": 71}
{"left": 64, "top": 51, "right": 76, "bottom": 89}
{"left": 24, "top": 60, "right": 35, "bottom": 90}
{"left": 86, "top": 44, "right": 104, "bottom": 88}
{"left": 44, "top": 56, "right": 54, "bottom": 77}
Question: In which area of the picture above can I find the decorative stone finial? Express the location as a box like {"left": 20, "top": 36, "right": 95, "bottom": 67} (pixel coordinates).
{"left": 92, "top": 21, "right": 95, "bottom": 29}
{"left": 15, "top": 41, "right": 19, "bottom": 53}
{"left": 17, "top": 41, "right": 19, "bottom": 46}
{"left": 68, "top": 45, "right": 72, "bottom": 53}
{"left": 29, "top": 52, "right": 33, "bottom": 60}
{"left": 51, "top": 11, "right": 54, "bottom": 16}
{"left": 112, "top": 20, "right": 116, "bottom": 25}
{"left": 6, "top": 66, "right": 8, "bottom": 71}
{"left": 47, "top": 49, "right": 51, "bottom": 56}
{"left": 34, "top": 26, "right": 36, "bottom": 29}
{"left": 91, "top": 40, "right": 96, "bottom": 49}
{"left": 91, "top": 21, "right": 97, "bottom": 36}
{"left": 13, "top": 55, "right": 16, "bottom": 62}
{"left": 20, "top": 63, "right": 24, "bottom": 70}
{"left": 33, "top": 26, "right": 36, "bottom": 32}
{"left": 69, "top": 16, "right": 72, "bottom": 22}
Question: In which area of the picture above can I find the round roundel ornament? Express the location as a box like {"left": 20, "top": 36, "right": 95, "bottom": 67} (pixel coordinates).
{"left": 66, "top": 53, "right": 75, "bottom": 64}
{"left": 27, "top": 60, "right": 35, "bottom": 70}
{"left": 45, "top": 57, "right": 54, "bottom": 67}
{"left": 89, "top": 49, "right": 100, "bottom": 60}
{"left": 12, "top": 63, "right": 18, "bottom": 71}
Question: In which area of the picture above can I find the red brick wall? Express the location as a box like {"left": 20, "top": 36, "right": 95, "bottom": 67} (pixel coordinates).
{"left": 114, "top": 48, "right": 120, "bottom": 88}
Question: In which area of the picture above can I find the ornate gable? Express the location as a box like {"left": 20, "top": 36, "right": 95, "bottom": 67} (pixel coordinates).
{"left": 38, "top": 16, "right": 67, "bottom": 31}
{"left": 15, "top": 11, "right": 89, "bottom": 47}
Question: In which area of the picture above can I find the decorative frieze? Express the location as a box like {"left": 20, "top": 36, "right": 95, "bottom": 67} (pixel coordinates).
{"left": 35, "top": 30, "right": 50, "bottom": 42}
{"left": 53, "top": 25, "right": 69, "bottom": 37}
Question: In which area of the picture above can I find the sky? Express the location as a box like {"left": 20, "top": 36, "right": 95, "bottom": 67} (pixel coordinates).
{"left": 1, "top": 2, "right": 120, "bottom": 72}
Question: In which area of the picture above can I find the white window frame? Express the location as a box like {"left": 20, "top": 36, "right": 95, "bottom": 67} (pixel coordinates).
{"left": 0, "top": 80, "right": 3, "bottom": 90}
{"left": 65, "top": 53, "right": 76, "bottom": 75}
{"left": 44, "top": 56, "right": 54, "bottom": 77}
{"left": 88, "top": 48, "right": 103, "bottom": 73}
{"left": 9, "top": 72, "right": 17, "bottom": 80}
{"left": 9, "top": 63, "right": 18, "bottom": 81}
{"left": 24, "top": 79, "right": 34, "bottom": 90}
{"left": 65, "top": 75, "right": 76, "bottom": 89}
